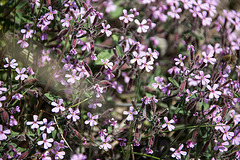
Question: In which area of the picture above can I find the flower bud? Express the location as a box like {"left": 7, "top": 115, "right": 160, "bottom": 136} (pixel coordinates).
{"left": 113, "top": 48, "right": 118, "bottom": 58}
{"left": 187, "top": 101, "right": 196, "bottom": 111}
{"left": 58, "top": 28, "right": 69, "bottom": 37}
{"left": 127, "top": 78, "right": 133, "bottom": 91}
{"left": 1, "top": 109, "right": 9, "bottom": 125}
{"left": 83, "top": 62, "right": 93, "bottom": 76}
{"left": 70, "top": 10, "right": 77, "bottom": 20}
{"left": 82, "top": 2, "right": 88, "bottom": 10}
{"left": 160, "top": 108, "right": 169, "bottom": 116}
{"left": 82, "top": 7, "right": 93, "bottom": 19}
{"left": 200, "top": 139, "right": 210, "bottom": 155}
{"left": 72, "top": 128, "right": 82, "bottom": 139}
{"left": 18, "top": 150, "right": 29, "bottom": 160}
{"left": 221, "top": 105, "right": 228, "bottom": 119}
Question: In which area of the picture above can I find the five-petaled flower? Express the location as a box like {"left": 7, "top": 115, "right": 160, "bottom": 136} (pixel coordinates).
{"left": 101, "top": 59, "right": 113, "bottom": 70}
{"left": 135, "top": 19, "right": 149, "bottom": 33}
{"left": 61, "top": 14, "right": 72, "bottom": 27}
{"left": 26, "top": 115, "right": 43, "bottom": 129}
{"left": 207, "top": 84, "right": 222, "bottom": 99}
{"left": 46, "top": 6, "right": 57, "bottom": 20}
{"left": 202, "top": 51, "right": 216, "bottom": 65}
{"left": 170, "top": 144, "right": 187, "bottom": 160}
{"left": 101, "top": 23, "right": 112, "bottom": 37}
{"left": 0, "top": 124, "right": 10, "bottom": 141}
{"left": 67, "top": 108, "right": 80, "bottom": 122}
{"left": 15, "top": 68, "right": 28, "bottom": 81}
{"left": 85, "top": 112, "right": 98, "bottom": 126}
{"left": 139, "top": 57, "right": 153, "bottom": 72}
{"left": 162, "top": 117, "right": 175, "bottom": 131}
{"left": 4, "top": 58, "right": 18, "bottom": 69}
{"left": 51, "top": 99, "right": 65, "bottom": 113}
{"left": 119, "top": 9, "right": 134, "bottom": 23}
{"left": 99, "top": 136, "right": 112, "bottom": 151}
{"left": 40, "top": 118, "right": 55, "bottom": 134}
{"left": 174, "top": 54, "right": 186, "bottom": 67}
{"left": 37, "top": 133, "right": 54, "bottom": 149}
{"left": 123, "top": 106, "right": 138, "bottom": 121}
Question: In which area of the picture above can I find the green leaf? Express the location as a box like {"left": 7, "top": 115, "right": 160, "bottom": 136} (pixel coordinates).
{"left": 44, "top": 93, "right": 55, "bottom": 102}
{"left": 146, "top": 93, "right": 153, "bottom": 98}
{"left": 168, "top": 77, "right": 179, "bottom": 88}
{"left": 234, "top": 92, "right": 240, "bottom": 99}
{"left": 95, "top": 49, "right": 114, "bottom": 65}
{"left": 107, "top": 126, "right": 112, "bottom": 134}
{"left": 52, "top": 129, "right": 57, "bottom": 139}
{"left": 112, "top": 34, "right": 119, "bottom": 43}
{"left": 116, "top": 45, "right": 123, "bottom": 57}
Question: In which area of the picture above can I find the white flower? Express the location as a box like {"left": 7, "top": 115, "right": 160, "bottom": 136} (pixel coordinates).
{"left": 135, "top": 19, "right": 149, "bottom": 33}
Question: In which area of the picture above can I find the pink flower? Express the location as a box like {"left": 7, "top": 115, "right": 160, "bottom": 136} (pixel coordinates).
{"left": 229, "top": 110, "right": 240, "bottom": 126}
{"left": 162, "top": 117, "right": 175, "bottom": 131}
{"left": 71, "top": 153, "right": 87, "bottom": 160}
{"left": 130, "top": 51, "right": 144, "bottom": 65}
{"left": 104, "top": 1, "right": 117, "bottom": 13}
{"left": 51, "top": 99, "right": 65, "bottom": 113}
{"left": 101, "top": 23, "right": 112, "bottom": 37}
{"left": 15, "top": 68, "right": 28, "bottom": 81}
{"left": 220, "top": 125, "right": 234, "bottom": 141}
{"left": 21, "top": 27, "right": 34, "bottom": 39}
{"left": 181, "top": 0, "right": 193, "bottom": 9}
{"left": 101, "top": 59, "right": 113, "bottom": 70}
{"left": 51, "top": 148, "right": 65, "bottom": 159}
{"left": 26, "top": 115, "right": 43, "bottom": 129}
{"left": 170, "top": 144, "right": 187, "bottom": 160}
{"left": 134, "top": 19, "right": 149, "bottom": 33}
{"left": 37, "top": 133, "right": 54, "bottom": 149}
{"left": 85, "top": 112, "right": 98, "bottom": 126}
{"left": 9, "top": 115, "right": 18, "bottom": 126}
{"left": 46, "top": 6, "right": 57, "bottom": 20}
{"left": 231, "top": 134, "right": 240, "bottom": 145}
{"left": 119, "top": 9, "right": 134, "bottom": 23}
{"left": 65, "top": 69, "right": 80, "bottom": 84}
{"left": 146, "top": 48, "right": 159, "bottom": 61}
{"left": 88, "top": 101, "right": 102, "bottom": 109}
{"left": 189, "top": 6, "right": 201, "bottom": 18}
{"left": 17, "top": 36, "right": 29, "bottom": 48}
{"left": 202, "top": 51, "right": 216, "bottom": 65}
{"left": 186, "top": 141, "right": 197, "bottom": 148}
{"left": 168, "top": 66, "right": 181, "bottom": 75}
{"left": 139, "top": 57, "right": 153, "bottom": 72}
{"left": 214, "top": 140, "right": 229, "bottom": 152}
{"left": 0, "top": 125, "right": 10, "bottom": 141}
{"left": 185, "top": 89, "right": 197, "bottom": 102}
{"left": 198, "top": 11, "right": 212, "bottom": 26}
{"left": 174, "top": 54, "right": 186, "bottom": 67}
{"left": 167, "top": 6, "right": 182, "bottom": 19}
{"left": 123, "top": 106, "right": 138, "bottom": 121}
{"left": 93, "top": 84, "right": 104, "bottom": 98}
{"left": 61, "top": 14, "right": 72, "bottom": 27}
{"left": 194, "top": 71, "right": 211, "bottom": 85}
{"left": 67, "top": 108, "right": 80, "bottom": 122}
{"left": 40, "top": 118, "right": 55, "bottom": 134}
{"left": 4, "top": 58, "right": 18, "bottom": 69}
{"left": 207, "top": 84, "right": 222, "bottom": 99}
{"left": 99, "top": 136, "right": 112, "bottom": 151}
{"left": 152, "top": 76, "right": 165, "bottom": 90}
{"left": 145, "top": 145, "right": 153, "bottom": 154}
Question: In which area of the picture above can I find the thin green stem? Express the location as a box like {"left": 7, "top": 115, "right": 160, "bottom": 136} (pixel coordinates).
{"left": 133, "top": 152, "right": 162, "bottom": 160}
{"left": 68, "top": 96, "right": 92, "bottom": 109}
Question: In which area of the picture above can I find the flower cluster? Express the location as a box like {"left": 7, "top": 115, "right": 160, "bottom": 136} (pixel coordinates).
{"left": 1, "top": 0, "right": 240, "bottom": 159}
